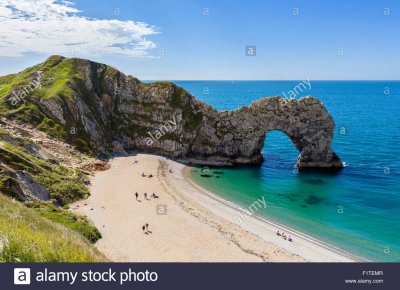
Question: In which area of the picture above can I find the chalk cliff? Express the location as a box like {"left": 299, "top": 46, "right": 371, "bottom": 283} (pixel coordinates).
{"left": 0, "top": 56, "right": 343, "bottom": 169}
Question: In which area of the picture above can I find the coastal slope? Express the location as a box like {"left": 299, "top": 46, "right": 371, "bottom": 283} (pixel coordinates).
{"left": 0, "top": 192, "right": 106, "bottom": 262}
{"left": 0, "top": 118, "right": 107, "bottom": 261}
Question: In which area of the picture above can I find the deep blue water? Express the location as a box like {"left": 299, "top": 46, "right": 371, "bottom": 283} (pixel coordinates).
{"left": 174, "top": 80, "right": 400, "bottom": 261}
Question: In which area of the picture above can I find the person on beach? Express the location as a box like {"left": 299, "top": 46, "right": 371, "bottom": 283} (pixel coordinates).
{"left": 142, "top": 225, "right": 146, "bottom": 233}
{"left": 145, "top": 223, "right": 149, "bottom": 231}
{"left": 148, "top": 174, "right": 153, "bottom": 178}
{"left": 277, "top": 231, "right": 281, "bottom": 236}
{"left": 141, "top": 173, "right": 146, "bottom": 177}
{"left": 135, "top": 192, "right": 139, "bottom": 200}
{"left": 288, "top": 236, "right": 293, "bottom": 242}
{"left": 144, "top": 193, "right": 148, "bottom": 200}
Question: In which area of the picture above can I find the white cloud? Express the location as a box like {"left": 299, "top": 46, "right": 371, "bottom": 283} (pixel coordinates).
{"left": 0, "top": 0, "right": 159, "bottom": 57}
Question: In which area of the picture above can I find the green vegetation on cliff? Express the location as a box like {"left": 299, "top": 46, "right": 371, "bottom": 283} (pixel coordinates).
{"left": 26, "top": 201, "right": 101, "bottom": 243}
{"left": 1, "top": 56, "right": 209, "bottom": 159}
{"left": 0, "top": 56, "right": 94, "bottom": 155}
{"left": 0, "top": 137, "right": 89, "bottom": 205}
{"left": 0, "top": 128, "right": 103, "bottom": 262}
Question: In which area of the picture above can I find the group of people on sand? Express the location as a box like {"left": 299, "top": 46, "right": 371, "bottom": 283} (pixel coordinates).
{"left": 141, "top": 173, "right": 153, "bottom": 178}
{"left": 135, "top": 192, "right": 159, "bottom": 201}
{"left": 276, "top": 231, "right": 293, "bottom": 242}
{"left": 132, "top": 160, "right": 153, "bottom": 235}
{"left": 142, "top": 223, "right": 151, "bottom": 234}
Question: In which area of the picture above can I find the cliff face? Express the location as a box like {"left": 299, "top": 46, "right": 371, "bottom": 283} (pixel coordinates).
{"left": 0, "top": 56, "right": 342, "bottom": 169}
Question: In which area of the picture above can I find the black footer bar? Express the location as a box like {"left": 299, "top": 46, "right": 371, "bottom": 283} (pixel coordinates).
{"left": 1, "top": 263, "right": 398, "bottom": 290}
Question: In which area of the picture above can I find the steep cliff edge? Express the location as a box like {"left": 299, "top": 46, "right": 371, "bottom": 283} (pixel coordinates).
{"left": 0, "top": 56, "right": 342, "bottom": 169}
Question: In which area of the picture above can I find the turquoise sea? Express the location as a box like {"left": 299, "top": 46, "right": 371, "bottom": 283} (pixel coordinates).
{"left": 174, "top": 80, "right": 400, "bottom": 262}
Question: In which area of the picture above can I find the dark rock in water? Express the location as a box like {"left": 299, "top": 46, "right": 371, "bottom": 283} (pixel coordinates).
{"left": 305, "top": 195, "right": 323, "bottom": 205}
{"left": 304, "top": 179, "right": 324, "bottom": 184}
{"left": 286, "top": 195, "right": 297, "bottom": 202}
{"left": 0, "top": 55, "right": 343, "bottom": 171}
{"left": 213, "top": 171, "right": 224, "bottom": 174}
{"left": 215, "top": 176, "right": 220, "bottom": 178}
{"left": 301, "top": 204, "right": 308, "bottom": 208}
{"left": 200, "top": 174, "right": 212, "bottom": 178}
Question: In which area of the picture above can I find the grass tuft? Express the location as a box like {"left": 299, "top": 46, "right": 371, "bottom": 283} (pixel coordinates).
{"left": 0, "top": 194, "right": 107, "bottom": 262}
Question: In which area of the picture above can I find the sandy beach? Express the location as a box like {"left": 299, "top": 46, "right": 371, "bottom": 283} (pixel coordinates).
{"left": 72, "top": 154, "right": 359, "bottom": 262}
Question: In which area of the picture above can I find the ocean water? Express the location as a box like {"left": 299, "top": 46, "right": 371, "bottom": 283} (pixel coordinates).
{"left": 174, "top": 80, "right": 400, "bottom": 262}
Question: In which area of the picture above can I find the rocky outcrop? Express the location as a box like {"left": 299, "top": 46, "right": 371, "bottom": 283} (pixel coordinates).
{"left": 1, "top": 56, "right": 343, "bottom": 170}
{"left": 0, "top": 168, "right": 50, "bottom": 202}
{"left": 14, "top": 171, "right": 51, "bottom": 201}
{"left": 191, "top": 97, "right": 343, "bottom": 169}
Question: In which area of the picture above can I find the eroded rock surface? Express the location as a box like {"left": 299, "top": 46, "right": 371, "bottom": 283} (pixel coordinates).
{"left": 192, "top": 97, "right": 343, "bottom": 169}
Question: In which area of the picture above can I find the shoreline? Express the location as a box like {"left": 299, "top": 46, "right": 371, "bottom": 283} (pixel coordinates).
{"left": 183, "top": 167, "right": 367, "bottom": 262}
{"left": 72, "top": 154, "right": 362, "bottom": 262}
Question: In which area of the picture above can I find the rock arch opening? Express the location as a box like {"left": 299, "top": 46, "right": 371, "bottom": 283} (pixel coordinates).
{"left": 190, "top": 96, "right": 343, "bottom": 170}
{"left": 262, "top": 130, "right": 299, "bottom": 169}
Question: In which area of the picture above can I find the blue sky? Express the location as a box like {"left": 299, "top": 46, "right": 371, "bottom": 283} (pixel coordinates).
{"left": 0, "top": 0, "right": 399, "bottom": 80}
